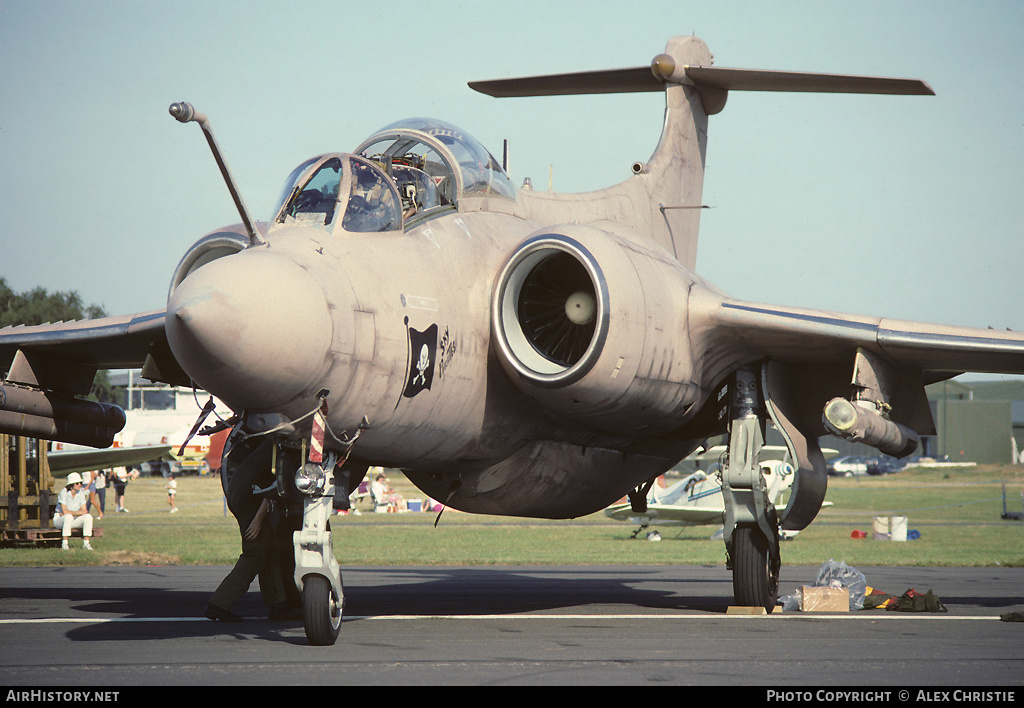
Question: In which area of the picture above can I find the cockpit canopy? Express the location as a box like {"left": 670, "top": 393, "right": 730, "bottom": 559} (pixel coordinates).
{"left": 272, "top": 154, "right": 402, "bottom": 233}
{"left": 271, "top": 118, "right": 515, "bottom": 235}
{"left": 272, "top": 118, "right": 516, "bottom": 235}
{"left": 357, "top": 118, "right": 517, "bottom": 206}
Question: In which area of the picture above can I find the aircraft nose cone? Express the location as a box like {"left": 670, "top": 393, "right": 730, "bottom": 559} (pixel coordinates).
{"left": 166, "top": 251, "right": 332, "bottom": 410}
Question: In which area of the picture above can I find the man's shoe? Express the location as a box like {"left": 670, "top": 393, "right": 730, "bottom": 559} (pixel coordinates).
{"left": 204, "top": 603, "right": 243, "bottom": 622}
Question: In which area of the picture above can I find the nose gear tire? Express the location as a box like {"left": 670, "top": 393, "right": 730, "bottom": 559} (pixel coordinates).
{"left": 303, "top": 575, "right": 343, "bottom": 646}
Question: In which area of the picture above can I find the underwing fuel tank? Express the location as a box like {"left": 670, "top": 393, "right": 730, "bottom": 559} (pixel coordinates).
{"left": 822, "top": 397, "right": 919, "bottom": 457}
{"left": 0, "top": 384, "right": 125, "bottom": 447}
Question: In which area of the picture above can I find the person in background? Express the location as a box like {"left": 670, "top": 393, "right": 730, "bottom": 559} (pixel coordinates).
{"left": 113, "top": 466, "right": 139, "bottom": 513}
{"left": 167, "top": 474, "right": 178, "bottom": 513}
{"left": 369, "top": 469, "right": 391, "bottom": 513}
{"left": 86, "top": 469, "right": 105, "bottom": 520}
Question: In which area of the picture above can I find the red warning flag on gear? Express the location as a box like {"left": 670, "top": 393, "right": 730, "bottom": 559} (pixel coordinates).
{"left": 310, "top": 400, "right": 328, "bottom": 464}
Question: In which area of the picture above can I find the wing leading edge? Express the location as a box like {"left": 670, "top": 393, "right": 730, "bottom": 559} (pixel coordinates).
{"left": 48, "top": 444, "right": 174, "bottom": 476}
{"left": 604, "top": 502, "right": 725, "bottom": 526}
{"left": 690, "top": 294, "right": 1024, "bottom": 452}
{"left": 711, "top": 300, "right": 1024, "bottom": 377}
{"left": 0, "top": 310, "right": 189, "bottom": 447}
{"left": 0, "top": 310, "right": 166, "bottom": 373}
{"left": 0, "top": 310, "right": 188, "bottom": 394}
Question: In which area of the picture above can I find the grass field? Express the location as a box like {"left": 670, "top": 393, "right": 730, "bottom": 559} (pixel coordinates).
{"left": 3, "top": 464, "right": 1022, "bottom": 568}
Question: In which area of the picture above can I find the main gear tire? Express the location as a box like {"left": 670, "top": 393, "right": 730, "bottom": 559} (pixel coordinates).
{"left": 732, "top": 525, "right": 779, "bottom": 612}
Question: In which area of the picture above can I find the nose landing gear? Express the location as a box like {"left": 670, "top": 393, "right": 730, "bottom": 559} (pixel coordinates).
{"left": 293, "top": 406, "right": 369, "bottom": 646}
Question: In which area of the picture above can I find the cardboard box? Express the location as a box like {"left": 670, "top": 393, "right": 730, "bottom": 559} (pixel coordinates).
{"left": 800, "top": 585, "right": 850, "bottom": 612}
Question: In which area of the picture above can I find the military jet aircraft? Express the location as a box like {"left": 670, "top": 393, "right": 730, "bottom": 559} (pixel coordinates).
{"left": 2, "top": 35, "right": 1023, "bottom": 644}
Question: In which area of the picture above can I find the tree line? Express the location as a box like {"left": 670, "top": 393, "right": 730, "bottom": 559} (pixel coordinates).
{"left": 1, "top": 277, "right": 106, "bottom": 328}
{"left": 1, "top": 277, "right": 118, "bottom": 402}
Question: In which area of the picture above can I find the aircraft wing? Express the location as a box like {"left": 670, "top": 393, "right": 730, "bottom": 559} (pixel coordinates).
{"left": 0, "top": 309, "right": 191, "bottom": 397}
{"left": 605, "top": 499, "right": 827, "bottom": 527}
{"left": 708, "top": 299, "right": 1024, "bottom": 376}
{"left": 604, "top": 502, "right": 724, "bottom": 526}
{"left": 0, "top": 310, "right": 191, "bottom": 447}
{"left": 0, "top": 310, "right": 168, "bottom": 384}
{"left": 696, "top": 296, "right": 1024, "bottom": 437}
{"left": 48, "top": 444, "right": 173, "bottom": 476}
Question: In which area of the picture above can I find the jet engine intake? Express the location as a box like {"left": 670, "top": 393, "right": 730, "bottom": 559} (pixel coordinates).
{"left": 491, "top": 225, "right": 697, "bottom": 433}
{"left": 492, "top": 232, "right": 609, "bottom": 387}
{"left": 822, "top": 397, "right": 919, "bottom": 458}
{"left": 168, "top": 226, "right": 253, "bottom": 299}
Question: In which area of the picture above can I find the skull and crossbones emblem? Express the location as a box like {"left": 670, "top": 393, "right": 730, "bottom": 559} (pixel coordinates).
{"left": 413, "top": 344, "right": 431, "bottom": 386}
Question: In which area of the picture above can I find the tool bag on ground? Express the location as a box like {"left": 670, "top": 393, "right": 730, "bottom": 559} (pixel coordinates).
{"left": 887, "top": 588, "right": 947, "bottom": 613}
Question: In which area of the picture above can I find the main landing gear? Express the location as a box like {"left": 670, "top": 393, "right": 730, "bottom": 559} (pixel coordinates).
{"left": 721, "top": 367, "right": 780, "bottom": 612}
{"left": 716, "top": 360, "right": 831, "bottom": 612}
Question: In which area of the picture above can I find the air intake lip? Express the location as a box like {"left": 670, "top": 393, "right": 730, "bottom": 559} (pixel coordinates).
{"left": 492, "top": 234, "right": 609, "bottom": 387}
{"left": 168, "top": 228, "right": 251, "bottom": 300}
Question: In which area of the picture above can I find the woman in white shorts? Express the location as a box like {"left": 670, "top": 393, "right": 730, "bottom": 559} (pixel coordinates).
{"left": 53, "top": 473, "right": 94, "bottom": 550}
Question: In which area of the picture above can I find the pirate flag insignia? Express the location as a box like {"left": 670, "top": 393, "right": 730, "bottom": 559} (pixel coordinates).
{"left": 402, "top": 323, "right": 437, "bottom": 398}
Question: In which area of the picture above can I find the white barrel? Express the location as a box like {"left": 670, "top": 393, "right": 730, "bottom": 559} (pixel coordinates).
{"left": 872, "top": 516, "right": 889, "bottom": 540}
{"left": 891, "top": 516, "right": 908, "bottom": 542}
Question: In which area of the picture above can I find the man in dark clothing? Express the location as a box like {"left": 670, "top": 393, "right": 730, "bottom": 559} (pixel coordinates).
{"left": 205, "top": 439, "right": 289, "bottom": 622}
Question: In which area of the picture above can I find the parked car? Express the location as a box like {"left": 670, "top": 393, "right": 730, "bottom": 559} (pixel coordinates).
{"left": 866, "top": 456, "right": 904, "bottom": 475}
{"left": 138, "top": 459, "right": 184, "bottom": 477}
{"left": 137, "top": 458, "right": 210, "bottom": 477}
{"left": 827, "top": 455, "right": 871, "bottom": 476}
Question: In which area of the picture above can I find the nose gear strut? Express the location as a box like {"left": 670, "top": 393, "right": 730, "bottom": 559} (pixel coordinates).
{"left": 293, "top": 394, "right": 370, "bottom": 646}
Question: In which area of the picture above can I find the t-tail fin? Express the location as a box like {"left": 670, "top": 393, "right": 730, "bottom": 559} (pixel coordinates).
{"left": 470, "top": 36, "right": 932, "bottom": 270}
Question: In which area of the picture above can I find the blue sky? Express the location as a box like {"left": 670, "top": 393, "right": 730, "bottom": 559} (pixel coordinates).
{"left": 2, "top": 0, "right": 1022, "bottom": 355}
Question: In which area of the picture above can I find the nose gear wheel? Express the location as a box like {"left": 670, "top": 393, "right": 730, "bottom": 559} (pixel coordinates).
{"left": 303, "top": 574, "right": 343, "bottom": 646}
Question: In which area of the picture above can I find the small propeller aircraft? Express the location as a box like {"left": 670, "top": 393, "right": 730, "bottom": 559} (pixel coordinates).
{"left": 603, "top": 445, "right": 837, "bottom": 538}
{"left": 3, "top": 36, "right": 1023, "bottom": 644}
{"left": 605, "top": 462, "right": 796, "bottom": 539}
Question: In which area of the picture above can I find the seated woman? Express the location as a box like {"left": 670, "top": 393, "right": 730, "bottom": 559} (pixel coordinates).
{"left": 53, "top": 473, "right": 94, "bottom": 550}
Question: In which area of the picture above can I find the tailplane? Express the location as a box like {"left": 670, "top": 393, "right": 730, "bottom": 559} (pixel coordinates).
{"left": 470, "top": 36, "right": 933, "bottom": 269}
